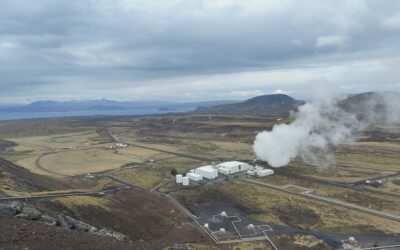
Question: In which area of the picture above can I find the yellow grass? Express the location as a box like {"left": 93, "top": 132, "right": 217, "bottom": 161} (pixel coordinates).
{"left": 15, "top": 155, "right": 54, "bottom": 176}
{"left": 55, "top": 196, "right": 109, "bottom": 210}
{"left": 116, "top": 147, "right": 163, "bottom": 160}
{"left": 220, "top": 181, "right": 400, "bottom": 234}
{"left": 39, "top": 148, "right": 141, "bottom": 175}
{"left": 114, "top": 169, "right": 163, "bottom": 188}
{"left": 211, "top": 141, "right": 252, "bottom": 151}
{"left": 10, "top": 131, "right": 99, "bottom": 152}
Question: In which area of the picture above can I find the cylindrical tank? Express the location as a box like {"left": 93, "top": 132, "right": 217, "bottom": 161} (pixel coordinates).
{"left": 176, "top": 174, "right": 183, "bottom": 184}
{"left": 182, "top": 176, "right": 190, "bottom": 186}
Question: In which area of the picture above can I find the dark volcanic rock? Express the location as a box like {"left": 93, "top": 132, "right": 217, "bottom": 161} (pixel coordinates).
{"left": 18, "top": 205, "right": 42, "bottom": 220}
{"left": 57, "top": 214, "right": 71, "bottom": 229}
{"left": 40, "top": 215, "right": 57, "bottom": 226}
{"left": 9, "top": 201, "right": 23, "bottom": 213}
{"left": 0, "top": 217, "right": 135, "bottom": 249}
{"left": 64, "top": 215, "right": 97, "bottom": 232}
{"left": 40, "top": 214, "right": 56, "bottom": 223}
{"left": 0, "top": 203, "right": 18, "bottom": 218}
{"left": 96, "top": 228, "right": 128, "bottom": 241}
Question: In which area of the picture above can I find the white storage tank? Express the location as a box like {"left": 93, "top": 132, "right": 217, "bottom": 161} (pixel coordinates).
{"left": 182, "top": 176, "right": 190, "bottom": 186}
{"left": 176, "top": 174, "right": 183, "bottom": 184}
{"left": 187, "top": 172, "right": 203, "bottom": 181}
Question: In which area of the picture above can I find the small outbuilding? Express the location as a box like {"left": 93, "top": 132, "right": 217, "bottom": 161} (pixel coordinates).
{"left": 256, "top": 168, "right": 274, "bottom": 177}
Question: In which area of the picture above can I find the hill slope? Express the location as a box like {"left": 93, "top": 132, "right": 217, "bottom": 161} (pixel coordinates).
{"left": 196, "top": 94, "right": 304, "bottom": 115}
{"left": 0, "top": 157, "right": 68, "bottom": 194}
{"left": 339, "top": 91, "right": 400, "bottom": 122}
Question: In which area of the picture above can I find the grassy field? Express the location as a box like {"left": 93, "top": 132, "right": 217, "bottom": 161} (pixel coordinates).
{"left": 39, "top": 189, "right": 205, "bottom": 249}
{"left": 1, "top": 114, "right": 400, "bottom": 248}
{"left": 258, "top": 175, "right": 400, "bottom": 214}
{"left": 171, "top": 181, "right": 400, "bottom": 235}
{"left": 39, "top": 148, "right": 138, "bottom": 176}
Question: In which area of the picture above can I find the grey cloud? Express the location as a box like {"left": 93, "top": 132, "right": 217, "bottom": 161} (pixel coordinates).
{"left": 0, "top": 0, "right": 399, "bottom": 102}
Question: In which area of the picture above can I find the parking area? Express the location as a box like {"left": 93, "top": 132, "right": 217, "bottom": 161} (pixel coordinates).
{"left": 188, "top": 201, "right": 273, "bottom": 242}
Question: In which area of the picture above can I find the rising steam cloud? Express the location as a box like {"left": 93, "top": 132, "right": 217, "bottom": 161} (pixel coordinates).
{"left": 253, "top": 92, "right": 400, "bottom": 168}
{"left": 253, "top": 99, "right": 358, "bottom": 167}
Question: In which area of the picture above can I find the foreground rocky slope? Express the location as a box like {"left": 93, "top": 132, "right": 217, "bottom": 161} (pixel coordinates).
{"left": 0, "top": 217, "right": 135, "bottom": 250}
{"left": 0, "top": 201, "right": 129, "bottom": 240}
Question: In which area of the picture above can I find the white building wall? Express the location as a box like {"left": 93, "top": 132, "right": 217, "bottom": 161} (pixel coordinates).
{"left": 182, "top": 177, "right": 190, "bottom": 186}
{"left": 216, "top": 161, "right": 253, "bottom": 174}
{"left": 239, "top": 163, "right": 253, "bottom": 171}
{"left": 187, "top": 173, "right": 203, "bottom": 181}
{"left": 256, "top": 169, "right": 274, "bottom": 177}
{"left": 176, "top": 174, "right": 183, "bottom": 183}
{"left": 195, "top": 166, "right": 218, "bottom": 179}
{"left": 218, "top": 168, "right": 230, "bottom": 175}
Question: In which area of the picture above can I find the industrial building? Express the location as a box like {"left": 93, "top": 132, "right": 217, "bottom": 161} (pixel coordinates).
{"left": 195, "top": 165, "right": 218, "bottom": 180}
{"left": 106, "top": 142, "right": 128, "bottom": 149}
{"left": 175, "top": 161, "right": 274, "bottom": 186}
{"left": 255, "top": 168, "right": 274, "bottom": 177}
{"left": 215, "top": 161, "right": 253, "bottom": 175}
{"left": 187, "top": 172, "right": 203, "bottom": 181}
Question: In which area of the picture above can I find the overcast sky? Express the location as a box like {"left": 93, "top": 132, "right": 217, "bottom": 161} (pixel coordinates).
{"left": 1, "top": 0, "right": 400, "bottom": 103}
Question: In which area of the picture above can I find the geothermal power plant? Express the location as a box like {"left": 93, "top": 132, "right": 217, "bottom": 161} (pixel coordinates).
{"left": 176, "top": 161, "right": 274, "bottom": 186}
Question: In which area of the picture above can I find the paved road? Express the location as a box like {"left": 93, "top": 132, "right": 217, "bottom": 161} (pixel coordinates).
{"left": 98, "top": 174, "right": 148, "bottom": 191}
{"left": 34, "top": 151, "right": 66, "bottom": 177}
{"left": 103, "top": 127, "right": 216, "bottom": 162}
{"left": 101, "top": 174, "right": 279, "bottom": 247}
{"left": 276, "top": 171, "right": 400, "bottom": 199}
{"left": 352, "top": 171, "right": 400, "bottom": 185}
{"left": 0, "top": 186, "right": 132, "bottom": 202}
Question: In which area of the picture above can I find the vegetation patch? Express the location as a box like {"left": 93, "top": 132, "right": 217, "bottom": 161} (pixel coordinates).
{"left": 276, "top": 234, "right": 333, "bottom": 250}
{"left": 273, "top": 204, "right": 320, "bottom": 229}
{"left": 321, "top": 224, "right": 387, "bottom": 236}
{"left": 330, "top": 191, "right": 396, "bottom": 211}
{"left": 392, "top": 179, "right": 400, "bottom": 186}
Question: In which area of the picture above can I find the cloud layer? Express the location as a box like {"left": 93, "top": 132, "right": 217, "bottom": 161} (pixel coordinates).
{"left": 0, "top": 0, "right": 399, "bottom": 103}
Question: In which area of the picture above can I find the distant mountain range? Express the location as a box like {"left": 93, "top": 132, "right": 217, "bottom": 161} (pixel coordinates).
{"left": 1, "top": 92, "right": 398, "bottom": 118}
{"left": 195, "top": 91, "right": 400, "bottom": 117}
{"left": 195, "top": 94, "right": 305, "bottom": 115}
{"left": 0, "top": 99, "right": 236, "bottom": 113}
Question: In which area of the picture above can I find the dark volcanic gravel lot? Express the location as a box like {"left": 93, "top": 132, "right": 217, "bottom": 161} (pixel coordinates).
{"left": 0, "top": 218, "right": 135, "bottom": 250}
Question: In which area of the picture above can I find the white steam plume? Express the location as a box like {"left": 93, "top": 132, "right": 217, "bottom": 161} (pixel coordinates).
{"left": 253, "top": 97, "right": 361, "bottom": 168}
{"left": 253, "top": 91, "right": 400, "bottom": 168}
